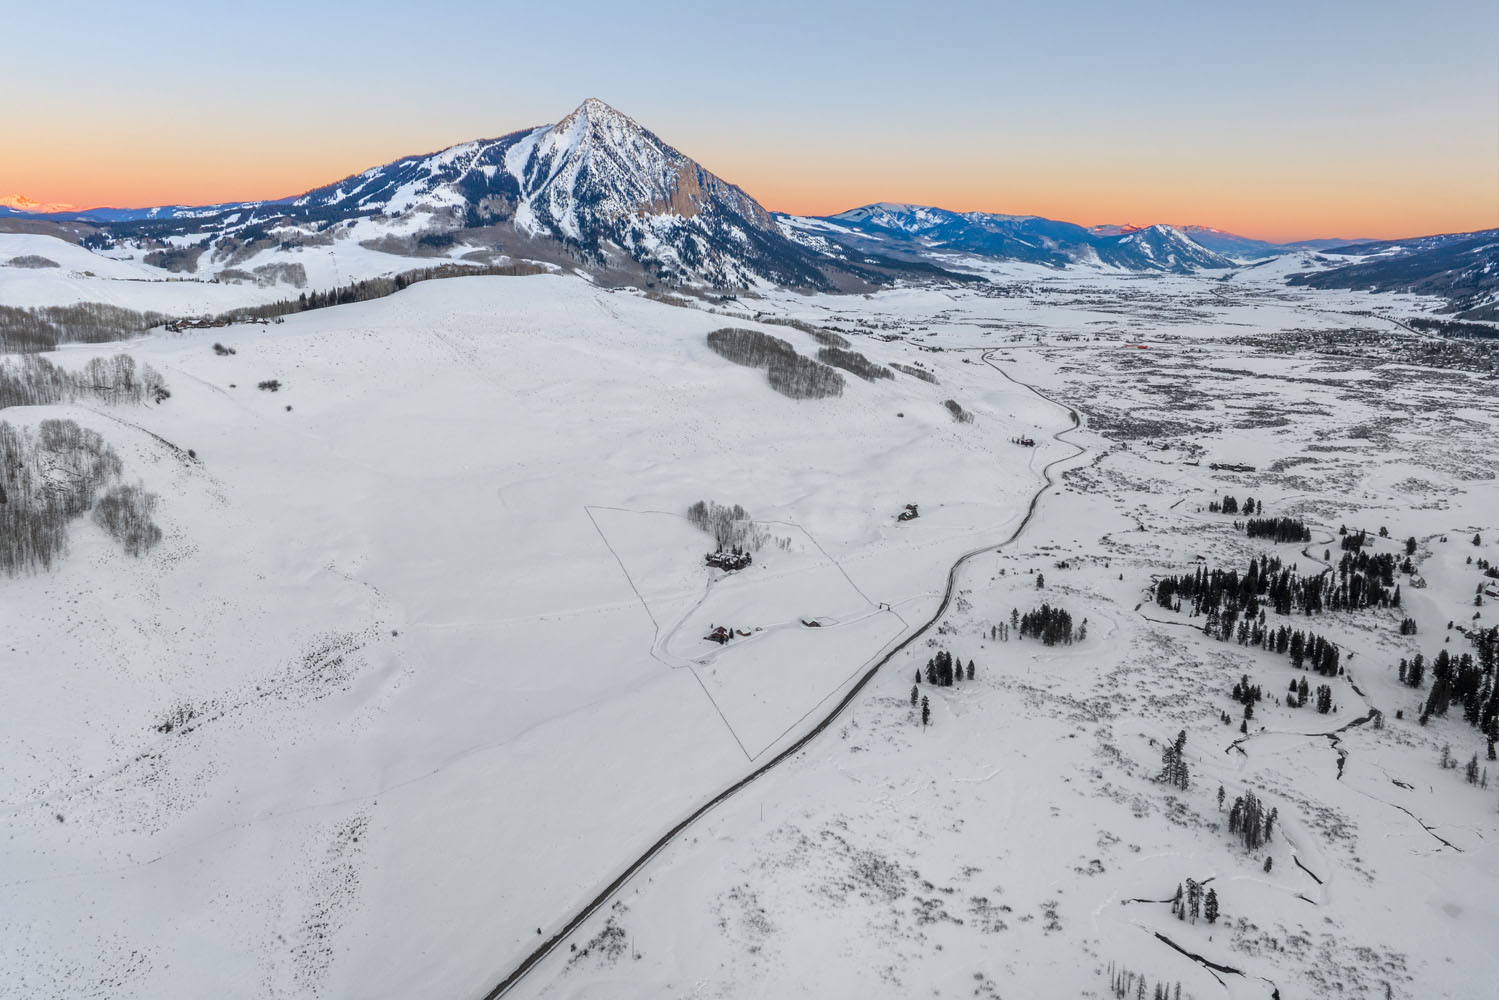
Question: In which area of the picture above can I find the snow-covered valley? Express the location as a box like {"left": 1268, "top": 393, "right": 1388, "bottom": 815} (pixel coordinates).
{"left": 2, "top": 236, "right": 1497, "bottom": 1000}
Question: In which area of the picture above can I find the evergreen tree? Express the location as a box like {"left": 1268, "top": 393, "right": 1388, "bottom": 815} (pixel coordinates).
{"left": 1204, "top": 887, "right": 1219, "bottom": 923}
{"left": 966, "top": 659, "right": 975, "bottom": 681}
{"left": 911, "top": 685, "right": 919, "bottom": 707}
{"left": 1158, "top": 730, "right": 1190, "bottom": 790}
{"left": 1229, "top": 791, "right": 1266, "bottom": 851}
{"left": 921, "top": 696, "right": 930, "bottom": 727}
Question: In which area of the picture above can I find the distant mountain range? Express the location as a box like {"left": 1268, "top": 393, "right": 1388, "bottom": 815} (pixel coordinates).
{"left": 1287, "top": 229, "right": 1499, "bottom": 321}
{"left": 1, "top": 99, "right": 1494, "bottom": 306}
{"left": 781, "top": 204, "right": 1235, "bottom": 273}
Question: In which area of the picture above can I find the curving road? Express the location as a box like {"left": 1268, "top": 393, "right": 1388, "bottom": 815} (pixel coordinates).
{"left": 477, "top": 348, "right": 1085, "bottom": 1000}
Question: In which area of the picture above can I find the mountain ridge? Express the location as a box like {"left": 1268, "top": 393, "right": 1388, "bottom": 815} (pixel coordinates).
{"left": 3, "top": 100, "right": 1492, "bottom": 293}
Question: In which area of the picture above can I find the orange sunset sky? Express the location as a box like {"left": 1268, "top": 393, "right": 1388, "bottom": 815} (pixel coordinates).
{"left": 3, "top": 1, "right": 1495, "bottom": 243}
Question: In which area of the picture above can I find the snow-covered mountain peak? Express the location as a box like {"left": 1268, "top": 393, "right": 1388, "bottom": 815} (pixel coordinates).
{"left": 1, "top": 193, "right": 80, "bottom": 214}
{"left": 554, "top": 97, "right": 638, "bottom": 134}
{"left": 831, "top": 203, "right": 958, "bottom": 234}
{"left": 504, "top": 97, "right": 779, "bottom": 255}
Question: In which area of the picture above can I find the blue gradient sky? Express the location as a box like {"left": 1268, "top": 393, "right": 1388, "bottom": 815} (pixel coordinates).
{"left": 3, "top": 0, "right": 1495, "bottom": 240}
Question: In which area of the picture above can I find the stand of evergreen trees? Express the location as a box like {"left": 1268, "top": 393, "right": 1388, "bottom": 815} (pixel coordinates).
{"left": 1208, "top": 494, "right": 1259, "bottom": 515}
{"left": 1227, "top": 791, "right": 1276, "bottom": 852}
{"left": 1171, "top": 878, "right": 1216, "bottom": 925}
{"left": 1279, "top": 676, "right": 1333, "bottom": 713}
{"left": 1244, "top": 516, "right": 1311, "bottom": 543}
{"left": 1016, "top": 603, "right": 1076, "bottom": 645}
{"left": 920, "top": 649, "right": 974, "bottom": 687}
{"left": 1157, "top": 730, "right": 1189, "bottom": 790}
{"left": 1154, "top": 551, "right": 1400, "bottom": 618}
{"left": 1416, "top": 644, "right": 1499, "bottom": 748}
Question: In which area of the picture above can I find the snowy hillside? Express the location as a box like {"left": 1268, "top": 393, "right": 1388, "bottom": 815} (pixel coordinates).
{"left": 2, "top": 258, "right": 1496, "bottom": 1000}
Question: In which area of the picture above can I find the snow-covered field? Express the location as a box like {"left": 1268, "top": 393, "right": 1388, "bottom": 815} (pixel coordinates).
{"left": 2, "top": 238, "right": 1496, "bottom": 999}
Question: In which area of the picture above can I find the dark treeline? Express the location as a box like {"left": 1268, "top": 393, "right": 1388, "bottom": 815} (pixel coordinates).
{"left": 707, "top": 328, "right": 798, "bottom": 368}
{"left": 213, "top": 261, "right": 548, "bottom": 325}
{"left": 815, "top": 346, "right": 893, "bottom": 382}
{"left": 1, "top": 353, "right": 169, "bottom": 410}
{"left": 1407, "top": 317, "right": 1499, "bottom": 339}
{"left": 705, "top": 328, "right": 845, "bottom": 400}
{"left": 749, "top": 315, "right": 850, "bottom": 349}
{"left": 1218, "top": 611, "right": 1343, "bottom": 678}
{"left": 0, "top": 303, "right": 171, "bottom": 354}
{"left": 1016, "top": 603, "right": 1077, "bottom": 646}
{"left": 890, "top": 362, "right": 938, "bottom": 384}
{"left": 1245, "top": 516, "right": 1311, "bottom": 543}
{"left": 1154, "top": 552, "right": 1400, "bottom": 619}
{"left": 0, "top": 418, "right": 161, "bottom": 574}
